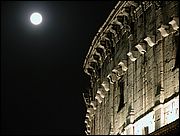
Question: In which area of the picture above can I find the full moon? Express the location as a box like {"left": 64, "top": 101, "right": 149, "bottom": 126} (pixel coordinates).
{"left": 30, "top": 12, "right": 42, "bottom": 25}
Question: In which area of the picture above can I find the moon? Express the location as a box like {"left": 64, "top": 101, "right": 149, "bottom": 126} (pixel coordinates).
{"left": 30, "top": 12, "right": 42, "bottom": 25}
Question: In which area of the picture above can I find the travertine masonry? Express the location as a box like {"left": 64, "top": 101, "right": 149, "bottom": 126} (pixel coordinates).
{"left": 83, "top": 1, "right": 179, "bottom": 135}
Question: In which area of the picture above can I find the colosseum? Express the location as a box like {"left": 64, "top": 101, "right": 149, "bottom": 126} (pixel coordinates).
{"left": 83, "top": 1, "right": 179, "bottom": 135}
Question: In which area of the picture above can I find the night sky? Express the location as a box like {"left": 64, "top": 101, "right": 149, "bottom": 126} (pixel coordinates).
{"left": 1, "top": 1, "right": 117, "bottom": 135}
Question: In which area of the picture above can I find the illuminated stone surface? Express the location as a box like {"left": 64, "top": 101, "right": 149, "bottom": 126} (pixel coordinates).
{"left": 83, "top": 1, "right": 179, "bottom": 135}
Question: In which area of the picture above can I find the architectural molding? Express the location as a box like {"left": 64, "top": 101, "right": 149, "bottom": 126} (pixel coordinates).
{"left": 97, "top": 88, "right": 105, "bottom": 98}
{"left": 95, "top": 93, "right": 103, "bottom": 103}
{"left": 158, "top": 25, "right": 169, "bottom": 37}
{"left": 169, "top": 18, "right": 179, "bottom": 31}
{"left": 90, "top": 101, "right": 97, "bottom": 110}
{"left": 144, "top": 37, "right": 156, "bottom": 47}
{"left": 101, "top": 81, "right": 110, "bottom": 92}
{"left": 127, "top": 52, "right": 137, "bottom": 61}
{"left": 118, "top": 62, "right": 128, "bottom": 71}
{"left": 135, "top": 44, "right": 146, "bottom": 54}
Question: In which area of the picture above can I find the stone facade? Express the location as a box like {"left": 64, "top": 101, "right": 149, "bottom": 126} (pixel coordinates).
{"left": 83, "top": 1, "right": 179, "bottom": 135}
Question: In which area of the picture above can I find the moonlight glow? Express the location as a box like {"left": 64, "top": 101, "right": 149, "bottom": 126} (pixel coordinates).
{"left": 30, "top": 12, "right": 42, "bottom": 25}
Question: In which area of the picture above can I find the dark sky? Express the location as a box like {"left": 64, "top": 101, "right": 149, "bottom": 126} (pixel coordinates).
{"left": 1, "top": 1, "right": 117, "bottom": 135}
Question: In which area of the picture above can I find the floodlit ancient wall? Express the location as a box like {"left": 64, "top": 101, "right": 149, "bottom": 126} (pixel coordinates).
{"left": 83, "top": 1, "right": 179, "bottom": 135}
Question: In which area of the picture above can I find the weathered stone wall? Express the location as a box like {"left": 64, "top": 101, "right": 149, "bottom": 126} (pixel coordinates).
{"left": 83, "top": 1, "right": 179, "bottom": 135}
